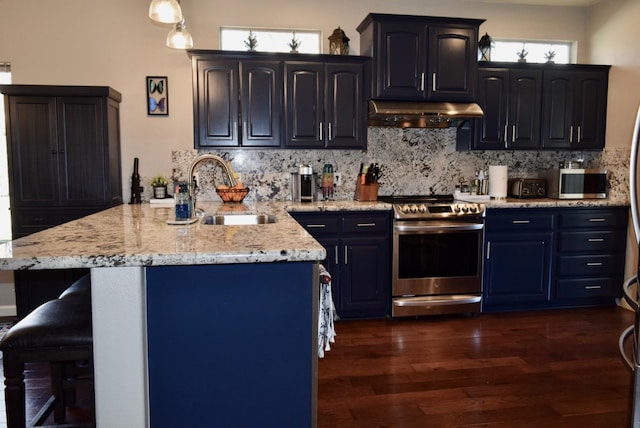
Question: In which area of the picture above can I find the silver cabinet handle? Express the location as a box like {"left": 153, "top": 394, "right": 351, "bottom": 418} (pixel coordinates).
{"left": 420, "top": 73, "right": 425, "bottom": 91}
{"left": 319, "top": 122, "right": 323, "bottom": 141}
{"left": 356, "top": 223, "right": 376, "bottom": 227}
{"left": 569, "top": 125, "right": 574, "bottom": 143}
{"left": 328, "top": 123, "right": 332, "bottom": 141}
{"left": 504, "top": 124, "right": 508, "bottom": 148}
{"left": 486, "top": 241, "right": 491, "bottom": 259}
{"left": 587, "top": 262, "right": 603, "bottom": 266}
{"left": 512, "top": 125, "right": 516, "bottom": 144}
{"left": 432, "top": 73, "right": 436, "bottom": 92}
{"left": 306, "top": 224, "right": 326, "bottom": 228}
{"left": 577, "top": 125, "right": 582, "bottom": 143}
{"left": 589, "top": 218, "right": 605, "bottom": 222}
{"left": 334, "top": 245, "right": 338, "bottom": 266}
{"left": 344, "top": 245, "right": 348, "bottom": 265}
{"left": 512, "top": 220, "right": 531, "bottom": 224}
{"left": 587, "top": 238, "right": 604, "bottom": 242}
{"left": 585, "top": 285, "right": 602, "bottom": 290}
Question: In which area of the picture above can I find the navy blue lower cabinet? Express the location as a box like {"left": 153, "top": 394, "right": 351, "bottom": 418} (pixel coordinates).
{"left": 146, "top": 263, "right": 317, "bottom": 428}
{"left": 291, "top": 211, "right": 390, "bottom": 318}
{"left": 482, "top": 208, "right": 554, "bottom": 312}
{"left": 482, "top": 231, "right": 553, "bottom": 311}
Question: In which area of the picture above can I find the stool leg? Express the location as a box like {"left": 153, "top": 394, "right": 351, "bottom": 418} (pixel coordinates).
{"left": 51, "top": 362, "right": 66, "bottom": 422}
{"left": 3, "top": 353, "right": 26, "bottom": 428}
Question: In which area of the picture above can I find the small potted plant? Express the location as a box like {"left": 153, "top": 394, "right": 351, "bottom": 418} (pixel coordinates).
{"left": 150, "top": 174, "right": 170, "bottom": 199}
{"left": 245, "top": 31, "right": 258, "bottom": 52}
{"left": 544, "top": 50, "right": 556, "bottom": 64}
{"left": 288, "top": 31, "right": 301, "bottom": 54}
{"left": 517, "top": 45, "right": 528, "bottom": 63}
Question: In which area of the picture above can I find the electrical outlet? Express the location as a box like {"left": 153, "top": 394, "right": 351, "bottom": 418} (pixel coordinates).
{"left": 334, "top": 172, "right": 342, "bottom": 186}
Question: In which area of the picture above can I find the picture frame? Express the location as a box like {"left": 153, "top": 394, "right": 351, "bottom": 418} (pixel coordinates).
{"left": 146, "top": 76, "right": 168, "bottom": 116}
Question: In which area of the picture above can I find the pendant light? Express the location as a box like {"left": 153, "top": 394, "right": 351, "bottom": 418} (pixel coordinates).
{"left": 167, "top": 20, "right": 193, "bottom": 49}
{"left": 149, "top": 0, "right": 183, "bottom": 24}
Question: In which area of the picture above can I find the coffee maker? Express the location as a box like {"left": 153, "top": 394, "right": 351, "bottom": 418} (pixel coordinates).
{"left": 291, "top": 164, "right": 317, "bottom": 202}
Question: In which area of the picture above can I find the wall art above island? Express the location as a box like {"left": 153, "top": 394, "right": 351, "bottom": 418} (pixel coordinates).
{"left": 147, "top": 75, "right": 168, "bottom": 116}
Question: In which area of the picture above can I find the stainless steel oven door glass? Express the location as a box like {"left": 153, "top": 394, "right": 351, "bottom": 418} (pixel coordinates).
{"left": 391, "top": 219, "right": 484, "bottom": 317}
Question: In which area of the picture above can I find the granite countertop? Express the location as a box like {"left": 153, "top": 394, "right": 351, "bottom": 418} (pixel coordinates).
{"left": 0, "top": 195, "right": 628, "bottom": 271}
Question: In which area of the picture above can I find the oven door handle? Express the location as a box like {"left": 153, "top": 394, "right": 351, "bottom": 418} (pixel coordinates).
{"left": 394, "top": 222, "right": 484, "bottom": 232}
{"left": 394, "top": 295, "right": 482, "bottom": 307}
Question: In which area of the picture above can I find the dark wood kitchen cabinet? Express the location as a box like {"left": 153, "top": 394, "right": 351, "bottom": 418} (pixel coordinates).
{"left": 190, "top": 56, "right": 282, "bottom": 147}
{"left": 458, "top": 62, "right": 610, "bottom": 151}
{"left": 482, "top": 206, "right": 627, "bottom": 313}
{"left": 284, "top": 60, "right": 367, "bottom": 149}
{"left": 472, "top": 66, "right": 542, "bottom": 150}
{"left": 482, "top": 209, "right": 554, "bottom": 312}
{"left": 188, "top": 50, "right": 368, "bottom": 149}
{"left": 291, "top": 211, "right": 391, "bottom": 319}
{"left": 0, "top": 84, "right": 123, "bottom": 318}
{"left": 357, "top": 13, "right": 484, "bottom": 101}
{"left": 554, "top": 207, "right": 627, "bottom": 305}
{"left": 541, "top": 67, "right": 609, "bottom": 150}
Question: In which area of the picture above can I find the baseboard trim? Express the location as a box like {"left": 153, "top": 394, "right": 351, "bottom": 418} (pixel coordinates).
{"left": 0, "top": 305, "right": 17, "bottom": 317}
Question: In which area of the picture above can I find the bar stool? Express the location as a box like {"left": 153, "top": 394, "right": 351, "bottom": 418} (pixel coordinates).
{"left": 0, "top": 287, "right": 94, "bottom": 427}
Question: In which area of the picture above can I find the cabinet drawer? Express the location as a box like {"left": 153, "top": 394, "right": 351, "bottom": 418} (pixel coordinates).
{"left": 291, "top": 213, "right": 340, "bottom": 235}
{"left": 557, "top": 230, "right": 626, "bottom": 253}
{"left": 555, "top": 277, "right": 619, "bottom": 299}
{"left": 486, "top": 212, "right": 553, "bottom": 231}
{"left": 342, "top": 215, "right": 389, "bottom": 234}
{"left": 557, "top": 254, "right": 623, "bottom": 276}
{"left": 12, "top": 209, "right": 99, "bottom": 237}
{"left": 558, "top": 210, "right": 625, "bottom": 229}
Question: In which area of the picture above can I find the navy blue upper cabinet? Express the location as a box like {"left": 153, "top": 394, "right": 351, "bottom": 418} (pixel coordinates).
{"left": 189, "top": 50, "right": 368, "bottom": 149}
{"left": 541, "top": 67, "right": 609, "bottom": 150}
{"left": 357, "top": 13, "right": 484, "bottom": 102}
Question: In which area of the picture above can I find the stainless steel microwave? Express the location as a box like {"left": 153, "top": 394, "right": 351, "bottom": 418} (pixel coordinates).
{"left": 546, "top": 168, "right": 608, "bottom": 199}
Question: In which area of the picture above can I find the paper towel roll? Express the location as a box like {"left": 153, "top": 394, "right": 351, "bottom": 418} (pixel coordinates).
{"left": 489, "top": 165, "right": 508, "bottom": 199}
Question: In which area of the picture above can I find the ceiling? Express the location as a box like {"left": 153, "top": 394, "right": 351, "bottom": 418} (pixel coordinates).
{"left": 471, "top": 0, "right": 601, "bottom": 6}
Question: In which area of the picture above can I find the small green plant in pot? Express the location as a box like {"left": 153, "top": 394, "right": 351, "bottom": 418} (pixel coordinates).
{"left": 150, "top": 175, "right": 170, "bottom": 199}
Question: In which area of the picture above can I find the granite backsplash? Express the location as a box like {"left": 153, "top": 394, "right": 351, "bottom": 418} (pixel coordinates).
{"left": 161, "top": 127, "right": 629, "bottom": 203}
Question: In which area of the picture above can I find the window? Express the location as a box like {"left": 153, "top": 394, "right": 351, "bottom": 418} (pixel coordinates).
{"left": 0, "top": 62, "right": 10, "bottom": 241}
{"left": 490, "top": 40, "right": 572, "bottom": 64}
{"left": 220, "top": 27, "right": 321, "bottom": 54}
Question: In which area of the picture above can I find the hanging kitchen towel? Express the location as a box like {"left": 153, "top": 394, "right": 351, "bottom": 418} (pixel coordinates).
{"left": 318, "top": 264, "right": 337, "bottom": 358}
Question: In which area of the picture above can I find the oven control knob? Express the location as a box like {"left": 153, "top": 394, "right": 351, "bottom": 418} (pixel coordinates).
{"left": 418, "top": 204, "right": 427, "bottom": 213}
{"left": 401, "top": 204, "right": 411, "bottom": 213}
{"left": 454, "top": 205, "right": 462, "bottom": 213}
{"left": 410, "top": 204, "right": 419, "bottom": 213}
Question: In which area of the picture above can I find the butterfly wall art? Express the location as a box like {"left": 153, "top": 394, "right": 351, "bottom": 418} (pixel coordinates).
{"left": 146, "top": 76, "right": 168, "bottom": 116}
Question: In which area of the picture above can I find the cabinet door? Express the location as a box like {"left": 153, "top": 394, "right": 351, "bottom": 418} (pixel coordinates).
{"left": 474, "top": 68, "right": 509, "bottom": 149}
{"left": 374, "top": 21, "right": 427, "bottom": 100}
{"left": 284, "top": 62, "right": 324, "bottom": 148}
{"left": 340, "top": 235, "right": 389, "bottom": 317}
{"left": 7, "top": 96, "right": 60, "bottom": 207}
{"left": 427, "top": 25, "right": 477, "bottom": 101}
{"left": 507, "top": 69, "right": 542, "bottom": 149}
{"left": 240, "top": 61, "right": 282, "bottom": 147}
{"left": 57, "top": 96, "right": 109, "bottom": 206}
{"left": 483, "top": 232, "right": 552, "bottom": 311}
{"left": 573, "top": 70, "right": 607, "bottom": 150}
{"left": 541, "top": 70, "right": 574, "bottom": 149}
{"left": 325, "top": 63, "right": 365, "bottom": 149}
{"left": 195, "top": 60, "right": 239, "bottom": 147}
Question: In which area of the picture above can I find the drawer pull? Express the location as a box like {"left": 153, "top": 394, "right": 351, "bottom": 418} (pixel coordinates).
{"left": 356, "top": 223, "right": 376, "bottom": 227}
{"left": 587, "top": 238, "right": 604, "bottom": 242}
{"left": 585, "top": 285, "right": 602, "bottom": 290}
{"left": 588, "top": 218, "right": 606, "bottom": 222}
{"left": 512, "top": 220, "right": 530, "bottom": 224}
{"left": 586, "top": 262, "right": 603, "bottom": 266}
{"left": 306, "top": 224, "right": 326, "bottom": 228}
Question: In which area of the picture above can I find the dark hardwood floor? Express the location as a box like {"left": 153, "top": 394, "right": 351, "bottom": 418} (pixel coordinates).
{"left": 0, "top": 307, "right": 635, "bottom": 427}
{"left": 318, "top": 306, "right": 635, "bottom": 427}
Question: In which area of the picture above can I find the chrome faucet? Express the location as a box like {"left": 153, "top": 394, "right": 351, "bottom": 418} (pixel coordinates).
{"left": 188, "top": 154, "right": 238, "bottom": 212}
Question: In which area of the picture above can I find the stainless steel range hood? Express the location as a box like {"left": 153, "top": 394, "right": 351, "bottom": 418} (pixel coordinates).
{"left": 368, "top": 100, "right": 483, "bottom": 128}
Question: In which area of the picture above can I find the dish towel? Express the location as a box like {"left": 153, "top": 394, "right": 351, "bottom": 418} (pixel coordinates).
{"left": 318, "top": 264, "right": 337, "bottom": 358}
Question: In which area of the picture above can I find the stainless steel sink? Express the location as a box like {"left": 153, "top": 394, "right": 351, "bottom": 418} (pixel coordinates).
{"left": 201, "top": 214, "right": 277, "bottom": 225}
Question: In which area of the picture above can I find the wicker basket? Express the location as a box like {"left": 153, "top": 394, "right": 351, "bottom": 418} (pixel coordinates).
{"left": 216, "top": 187, "right": 249, "bottom": 203}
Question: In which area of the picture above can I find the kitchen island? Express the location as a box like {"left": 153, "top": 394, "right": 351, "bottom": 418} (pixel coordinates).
{"left": 0, "top": 201, "right": 329, "bottom": 427}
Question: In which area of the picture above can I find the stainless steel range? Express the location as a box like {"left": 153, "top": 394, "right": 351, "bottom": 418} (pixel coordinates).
{"left": 378, "top": 195, "right": 486, "bottom": 317}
